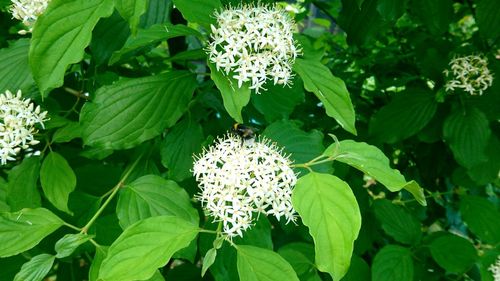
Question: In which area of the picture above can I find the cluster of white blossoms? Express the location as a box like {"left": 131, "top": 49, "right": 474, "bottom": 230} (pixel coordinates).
{"left": 10, "top": 0, "right": 50, "bottom": 33}
{"left": 207, "top": 4, "right": 301, "bottom": 93}
{"left": 490, "top": 256, "right": 500, "bottom": 281}
{"left": 193, "top": 134, "right": 297, "bottom": 238}
{"left": 0, "top": 90, "right": 48, "bottom": 165}
{"left": 444, "top": 55, "right": 493, "bottom": 96}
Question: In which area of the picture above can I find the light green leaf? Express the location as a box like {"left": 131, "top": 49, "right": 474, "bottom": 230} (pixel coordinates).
{"left": 55, "top": 233, "right": 94, "bottom": 258}
{"left": 81, "top": 71, "right": 197, "bottom": 149}
{"left": 373, "top": 199, "right": 421, "bottom": 245}
{"left": 98, "top": 216, "right": 199, "bottom": 281}
{"left": 460, "top": 195, "right": 500, "bottom": 244}
{"left": 30, "top": 0, "right": 114, "bottom": 96}
{"left": 171, "top": 0, "right": 221, "bottom": 26}
{"left": 292, "top": 172, "right": 361, "bottom": 280}
{"left": 161, "top": 118, "right": 204, "bottom": 181}
{"left": 202, "top": 248, "right": 217, "bottom": 277}
{"left": 293, "top": 58, "right": 356, "bottom": 135}
{"left": 0, "top": 39, "right": 34, "bottom": 93}
{"left": 116, "top": 175, "right": 199, "bottom": 228}
{"left": 114, "top": 0, "right": 148, "bottom": 35}
{"left": 13, "top": 254, "right": 55, "bottom": 281}
{"left": 430, "top": 234, "right": 477, "bottom": 273}
{"left": 89, "top": 246, "right": 108, "bottom": 281}
{"left": 372, "top": 245, "right": 413, "bottom": 281}
{"left": 7, "top": 157, "right": 41, "bottom": 211}
{"left": 0, "top": 208, "right": 64, "bottom": 258}
{"left": 40, "top": 152, "right": 76, "bottom": 214}
{"left": 236, "top": 245, "right": 299, "bottom": 281}
{"left": 52, "top": 121, "right": 82, "bottom": 143}
{"left": 110, "top": 23, "right": 201, "bottom": 64}
{"left": 208, "top": 63, "right": 251, "bottom": 123}
{"left": 477, "top": 0, "right": 500, "bottom": 40}
{"left": 328, "top": 140, "right": 426, "bottom": 205}
{"left": 444, "top": 107, "right": 491, "bottom": 168}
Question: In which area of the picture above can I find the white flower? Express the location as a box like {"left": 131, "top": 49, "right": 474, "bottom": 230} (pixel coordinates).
{"left": 207, "top": 4, "right": 301, "bottom": 94}
{"left": 193, "top": 133, "right": 297, "bottom": 239}
{"left": 490, "top": 256, "right": 500, "bottom": 281}
{"left": 10, "top": 0, "right": 50, "bottom": 34}
{"left": 0, "top": 90, "right": 48, "bottom": 165}
{"left": 444, "top": 55, "right": 493, "bottom": 96}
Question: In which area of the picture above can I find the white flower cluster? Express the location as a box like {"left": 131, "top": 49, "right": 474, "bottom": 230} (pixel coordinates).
{"left": 444, "top": 55, "right": 493, "bottom": 96}
{"left": 207, "top": 4, "right": 301, "bottom": 93}
{"left": 10, "top": 0, "right": 50, "bottom": 34}
{"left": 0, "top": 90, "right": 47, "bottom": 165}
{"left": 490, "top": 256, "right": 500, "bottom": 281}
{"left": 193, "top": 134, "right": 297, "bottom": 238}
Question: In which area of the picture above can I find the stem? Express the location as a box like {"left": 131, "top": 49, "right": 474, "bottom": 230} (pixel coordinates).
{"left": 81, "top": 155, "right": 143, "bottom": 234}
{"left": 64, "top": 222, "right": 81, "bottom": 232}
{"left": 64, "top": 87, "right": 88, "bottom": 100}
{"left": 199, "top": 229, "right": 218, "bottom": 234}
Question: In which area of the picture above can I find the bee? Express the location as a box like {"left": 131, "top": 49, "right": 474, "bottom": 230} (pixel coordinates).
{"left": 231, "top": 123, "right": 257, "bottom": 144}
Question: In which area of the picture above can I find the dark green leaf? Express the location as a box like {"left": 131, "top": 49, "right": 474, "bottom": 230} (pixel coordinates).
{"left": 460, "top": 195, "right": 500, "bottom": 244}
{"left": 81, "top": 71, "right": 197, "bottom": 149}
{"left": 13, "top": 254, "right": 55, "bottom": 281}
{"left": 7, "top": 157, "right": 41, "bottom": 211}
{"left": 171, "top": 0, "right": 221, "bottom": 26}
{"left": 373, "top": 199, "right": 421, "bottom": 245}
{"left": 52, "top": 122, "right": 82, "bottom": 143}
{"left": 30, "top": 0, "right": 114, "bottom": 95}
{"left": 467, "top": 136, "right": 500, "bottom": 185}
{"left": 278, "top": 242, "right": 320, "bottom": 280}
{"left": 40, "top": 152, "right": 76, "bottom": 214}
{"left": 161, "top": 118, "right": 204, "bottom": 181}
{"left": 369, "top": 89, "right": 437, "bottom": 143}
{"left": 410, "top": 0, "right": 453, "bottom": 35}
{"left": 115, "top": 0, "right": 148, "bottom": 34}
{"left": 377, "top": 0, "right": 408, "bottom": 21}
{"left": 0, "top": 39, "right": 34, "bottom": 93}
{"left": 0, "top": 208, "right": 64, "bottom": 258}
{"left": 116, "top": 175, "right": 199, "bottom": 228}
{"left": 292, "top": 172, "right": 361, "bottom": 280}
{"left": 236, "top": 245, "right": 299, "bottom": 281}
{"left": 338, "top": 0, "right": 385, "bottom": 45}
{"left": 430, "top": 234, "right": 477, "bottom": 273}
{"left": 90, "top": 10, "right": 130, "bottom": 65}
{"left": 139, "top": 0, "right": 172, "bottom": 28}
{"left": 476, "top": 0, "right": 500, "bottom": 40}
{"left": 89, "top": 247, "right": 108, "bottom": 281}
{"left": 208, "top": 63, "right": 251, "bottom": 123}
{"left": 98, "top": 216, "right": 199, "bottom": 281}
{"left": 55, "top": 233, "right": 94, "bottom": 258}
{"left": 293, "top": 58, "right": 356, "bottom": 135}
{"left": 443, "top": 107, "right": 491, "bottom": 168}
{"left": 372, "top": 245, "right": 413, "bottom": 281}
{"left": 342, "top": 255, "right": 371, "bottom": 281}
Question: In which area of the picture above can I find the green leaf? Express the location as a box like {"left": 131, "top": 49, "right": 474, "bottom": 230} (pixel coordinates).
{"left": 376, "top": 0, "right": 408, "bottom": 21}
{"left": 98, "top": 216, "right": 199, "bottom": 281}
{"left": 81, "top": 71, "right": 197, "bottom": 149}
{"left": 30, "top": 0, "right": 114, "bottom": 96}
{"left": 40, "top": 152, "right": 76, "bottom": 214}
{"left": 342, "top": 255, "right": 371, "bottom": 281}
{"left": 369, "top": 89, "right": 437, "bottom": 143}
{"left": 236, "top": 245, "right": 299, "bottom": 281}
{"left": 329, "top": 140, "right": 426, "bottom": 205}
{"left": 476, "top": 0, "right": 500, "bottom": 40}
{"left": 160, "top": 118, "right": 204, "bottom": 181}
{"left": 13, "top": 254, "right": 55, "bottom": 281}
{"left": 0, "top": 208, "right": 64, "bottom": 258}
{"left": 373, "top": 199, "right": 421, "bottom": 245}
{"left": 55, "top": 233, "right": 94, "bottom": 258}
{"left": 410, "top": 0, "right": 453, "bottom": 35}
{"left": 372, "top": 245, "right": 413, "bottom": 281}
{"left": 292, "top": 172, "right": 361, "bottom": 280}
{"left": 89, "top": 246, "right": 108, "bottom": 281}
{"left": 90, "top": 10, "right": 131, "bottom": 66}
{"left": 293, "top": 58, "right": 356, "bottom": 135}
{"left": 278, "top": 242, "right": 320, "bottom": 280}
{"left": 443, "top": 107, "right": 491, "bottom": 168}
{"left": 6, "top": 157, "right": 41, "bottom": 211}
{"left": 139, "top": 0, "right": 172, "bottom": 28}
{"left": 430, "top": 234, "right": 477, "bottom": 273}
{"left": 109, "top": 23, "right": 201, "bottom": 64}
{"left": 202, "top": 248, "right": 217, "bottom": 277}
{"left": 116, "top": 175, "right": 199, "bottom": 228}
{"left": 460, "top": 195, "right": 500, "bottom": 244}
{"left": 114, "top": 0, "right": 148, "bottom": 35}
{"left": 338, "top": 0, "right": 385, "bottom": 45}
{"left": 208, "top": 63, "right": 251, "bottom": 123}
{"left": 171, "top": 0, "right": 221, "bottom": 26}
{"left": 0, "top": 39, "right": 34, "bottom": 93}
{"left": 52, "top": 121, "right": 82, "bottom": 143}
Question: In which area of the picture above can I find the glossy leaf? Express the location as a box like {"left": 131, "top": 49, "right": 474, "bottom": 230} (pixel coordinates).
{"left": 81, "top": 71, "right": 197, "bottom": 149}
{"left": 13, "top": 254, "right": 55, "bottom": 281}
{"left": 0, "top": 39, "right": 33, "bottom": 93}
{"left": 98, "top": 216, "right": 199, "bottom": 281}
{"left": 116, "top": 175, "right": 199, "bottom": 228}
{"left": 292, "top": 172, "right": 361, "bottom": 280}
{"left": 293, "top": 58, "right": 356, "bottom": 135}
{"left": 171, "top": 0, "right": 221, "bottom": 25}
{"left": 55, "top": 233, "right": 94, "bottom": 258}
{"left": 40, "top": 152, "right": 76, "bottom": 214}
{"left": 430, "top": 234, "right": 477, "bottom": 273}
{"left": 460, "top": 195, "right": 500, "bottom": 244}
{"left": 114, "top": 0, "right": 148, "bottom": 34}
{"left": 6, "top": 157, "right": 41, "bottom": 211}
{"left": 372, "top": 245, "right": 413, "bottom": 281}
{"left": 373, "top": 199, "right": 421, "bottom": 245}
{"left": 0, "top": 208, "right": 64, "bottom": 258}
{"left": 236, "top": 245, "right": 299, "bottom": 281}
{"left": 30, "top": 0, "right": 114, "bottom": 95}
